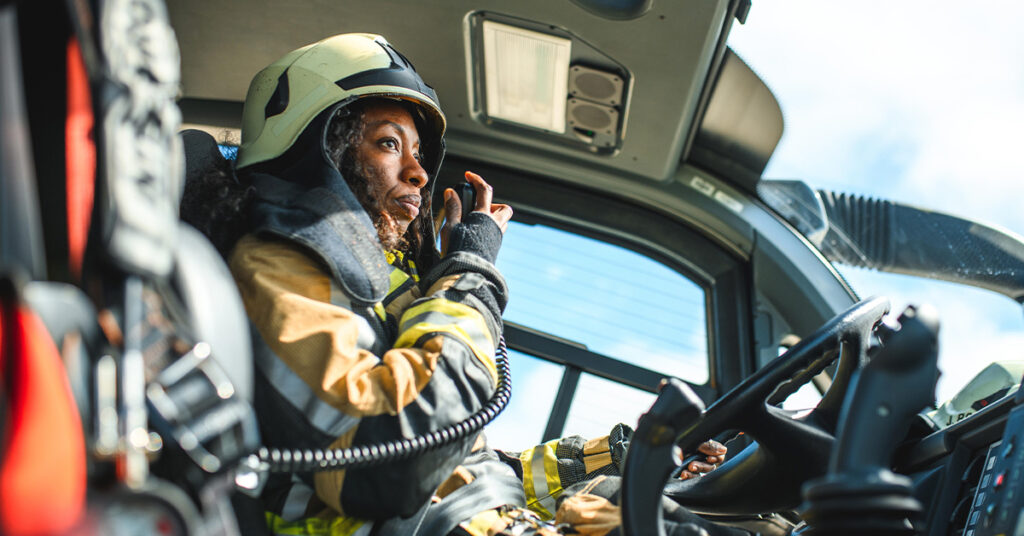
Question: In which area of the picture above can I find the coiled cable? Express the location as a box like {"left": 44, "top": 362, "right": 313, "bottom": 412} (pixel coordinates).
{"left": 257, "top": 336, "right": 511, "bottom": 472}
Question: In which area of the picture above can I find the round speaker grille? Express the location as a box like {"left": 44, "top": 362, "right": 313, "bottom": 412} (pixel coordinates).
{"left": 574, "top": 73, "right": 616, "bottom": 100}
{"left": 569, "top": 102, "right": 613, "bottom": 130}
{"left": 568, "top": 65, "right": 624, "bottom": 106}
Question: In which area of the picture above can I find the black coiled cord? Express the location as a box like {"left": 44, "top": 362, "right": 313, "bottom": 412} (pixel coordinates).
{"left": 257, "top": 336, "right": 511, "bottom": 472}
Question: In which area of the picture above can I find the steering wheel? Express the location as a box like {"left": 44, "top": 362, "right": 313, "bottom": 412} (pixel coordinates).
{"left": 621, "top": 296, "right": 891, "bottom": 534}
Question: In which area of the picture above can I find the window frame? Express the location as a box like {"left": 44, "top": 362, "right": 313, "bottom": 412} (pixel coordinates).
{"left": 438, "top": 156, "right": 757, "bottom": 440}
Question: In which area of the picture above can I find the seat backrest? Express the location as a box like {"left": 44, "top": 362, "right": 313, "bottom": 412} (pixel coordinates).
{"left": 0, "top": 278, "right": 86, "bottom": 535}
{"left": 178, "top": 128, "right": 254, "bottom": 400}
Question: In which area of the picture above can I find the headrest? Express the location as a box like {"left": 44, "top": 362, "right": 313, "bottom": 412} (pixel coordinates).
{"left": 181, "top": 129, "right": 227, "bottom": 185}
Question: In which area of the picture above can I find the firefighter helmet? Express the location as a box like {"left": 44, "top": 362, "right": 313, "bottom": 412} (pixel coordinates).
{"left": 236, "top": 33, "right": 445, "bottom": 175}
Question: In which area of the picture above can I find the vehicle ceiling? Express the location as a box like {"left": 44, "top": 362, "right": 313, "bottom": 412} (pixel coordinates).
{"left": 168, "top": 0, "right": 778, "bottom": 199}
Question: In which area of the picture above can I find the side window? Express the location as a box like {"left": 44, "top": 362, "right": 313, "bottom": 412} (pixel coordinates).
{"left": 485, "top": 220, "right": 709, "bottom": 449}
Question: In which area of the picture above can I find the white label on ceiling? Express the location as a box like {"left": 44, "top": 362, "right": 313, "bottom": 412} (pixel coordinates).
{"left": 689, "top": 176, "right": 715, "bottom": 196}
{"left": 713, "top": 190, "right": 744, "bottom": 214}
{"left": 689, "top": 175, "right": 743, "bottom": 214}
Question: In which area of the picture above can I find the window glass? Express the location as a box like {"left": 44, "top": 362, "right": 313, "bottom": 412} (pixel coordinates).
{"left": 774, "top": 267, "right": 1024, "bottom": 411}
{"left": 484, "top": 349, "right": 562, "bottom": 450}
{"left": 781, "top": 382, "right": 823, "bottom": 410}
{"left": 496, "top": 221, "right": 709, "bottom": 384}
{"left": 838, "top": 266, "right": 1024, "bottom": 404}
{"left": 562, "top": 373, "right": 657, "bottom": 439}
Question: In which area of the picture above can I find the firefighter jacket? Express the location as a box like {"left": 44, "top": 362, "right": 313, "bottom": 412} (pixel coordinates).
{"left": 228, "top": 163, "right": 646, "bottom": 535}
{"left": 229, "top": 154, "right": 521, "bottom": 520}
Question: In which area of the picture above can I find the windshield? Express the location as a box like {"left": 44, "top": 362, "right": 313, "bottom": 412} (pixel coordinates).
{"left": 728, "top": 3, "right": 1024, "bottom": 405}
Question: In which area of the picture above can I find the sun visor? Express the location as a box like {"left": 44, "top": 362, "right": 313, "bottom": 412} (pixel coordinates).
{"left": 689, "top": 48, "right": 783, "bottom": 194}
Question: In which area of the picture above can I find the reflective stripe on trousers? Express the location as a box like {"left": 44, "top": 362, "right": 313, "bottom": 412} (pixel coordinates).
{"left": 520, "top": 439, "right": 563, "bottom": 520}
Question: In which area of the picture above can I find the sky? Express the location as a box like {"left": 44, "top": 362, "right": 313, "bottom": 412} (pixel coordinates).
{"left": 728, "top": 2, "right": 1024, "bottom": 402}
{"left": 729, "top": 3, "right": 1024, "bottom": 222}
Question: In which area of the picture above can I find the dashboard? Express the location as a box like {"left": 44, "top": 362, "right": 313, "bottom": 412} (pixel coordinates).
{"left": 903, "top": 388, "right": 1024, "bottom": 535}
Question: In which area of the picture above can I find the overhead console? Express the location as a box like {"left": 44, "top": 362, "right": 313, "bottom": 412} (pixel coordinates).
{"left": 463, "top": 11, "right": 632, "bottom": 153}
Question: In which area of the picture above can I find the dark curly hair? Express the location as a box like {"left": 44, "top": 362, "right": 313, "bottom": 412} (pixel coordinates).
{"left": 179, "top": 131, "right": 254, "bottom": 257}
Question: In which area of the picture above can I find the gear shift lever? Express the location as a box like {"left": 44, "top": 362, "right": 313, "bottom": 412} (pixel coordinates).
{"left": 801, "top": 305, "right": 940, "bottom": 535}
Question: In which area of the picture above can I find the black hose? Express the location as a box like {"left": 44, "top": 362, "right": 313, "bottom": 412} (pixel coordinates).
{"left": 257, "top": 336, "right": 512, "bottom": 472}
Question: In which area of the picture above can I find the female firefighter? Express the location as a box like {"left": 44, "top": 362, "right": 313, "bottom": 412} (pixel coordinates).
{"left": 216, "top": 33, "right": 730, "bottom": 535}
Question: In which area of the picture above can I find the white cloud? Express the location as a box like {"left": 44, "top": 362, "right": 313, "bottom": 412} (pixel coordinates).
{"left": 729, "top": 2, "right": 1024, "bottom": 233}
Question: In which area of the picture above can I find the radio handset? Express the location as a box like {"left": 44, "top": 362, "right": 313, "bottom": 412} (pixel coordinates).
{"left": 454, "top": 182, "right": 477, "bottom": 221}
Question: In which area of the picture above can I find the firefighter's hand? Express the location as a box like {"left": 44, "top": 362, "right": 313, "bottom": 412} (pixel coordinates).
{"left": 677, "top": 439, "right": 727, "bottom": 480}
{"left": 439, "top": 171, "right": 513, "bottom": 255}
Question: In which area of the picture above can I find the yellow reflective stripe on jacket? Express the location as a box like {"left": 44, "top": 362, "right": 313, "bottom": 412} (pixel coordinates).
{"left": 389, "top": 267, "right": 410, "bottom": 292}
{"left": 265, "top": 511, "right": 371, "bottom": 536}
{"left": 383, "top": 257, "right": 420, "bottom": 318}
{"left": 520, "top": 439, "right": 563, "bottom": 520}
{"left": 395, "top": 299, "right": 498, "bottom": 384}
{"left": 385, "top": 250, "right": 419, "bottom": 282}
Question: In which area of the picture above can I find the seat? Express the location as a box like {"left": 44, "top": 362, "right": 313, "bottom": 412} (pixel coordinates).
{"left": 1, "top": 1, "right": 260, "bottom": 531}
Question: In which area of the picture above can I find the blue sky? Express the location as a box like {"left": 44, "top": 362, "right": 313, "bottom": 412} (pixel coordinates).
{"left": 728, "top": 3, "right": 1024, "bottom": 402}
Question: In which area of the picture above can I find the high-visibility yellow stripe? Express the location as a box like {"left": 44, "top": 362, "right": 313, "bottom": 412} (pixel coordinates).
{"left": 519, "top": 445, "right": 548, "bottom": 519}
{"left": 401, "top": 299, "right": 494, "bottom": 346}
{"left": 395, "top": 300, "right": 497, "bottom": 383}
{"left": 385, "top": 250, "right": 419, "bottom": 282}
{"left": 400, "top": 300, "right": 494, "bottom": 352}
{"left": 388, "top": 266, "right": 411, "bottom": 292}
{"left": 265, "top": 512, "right": 369, "bottom": 536}
{"left": 542, "top": 439, "right": 562, "bottom": 497}
{"left": 373, "top": 302, "right": 386, "bottom": 322}
{"left": 394, "top": 321, "right": 497, "bottom": 385}
{"left": 520, "top": 439, "right": 562, "bottom": 520}
{"left": 541, "top": 439, "right": 563, "bottom": 517}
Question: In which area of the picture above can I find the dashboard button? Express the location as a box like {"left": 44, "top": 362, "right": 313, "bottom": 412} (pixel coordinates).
{"left": 983, "top": 502, "right": 997, "bottom": 527}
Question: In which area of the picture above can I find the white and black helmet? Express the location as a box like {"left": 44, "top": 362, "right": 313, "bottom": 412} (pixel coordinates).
{"left": 236, "top": 33, "right": 446, "bottom": 177}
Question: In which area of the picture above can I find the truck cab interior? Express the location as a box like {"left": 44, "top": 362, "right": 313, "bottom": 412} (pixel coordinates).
{"left": 2, "top": 1, "right": 1024, "bottom": 534}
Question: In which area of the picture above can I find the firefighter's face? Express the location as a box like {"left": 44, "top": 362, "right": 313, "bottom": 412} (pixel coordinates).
{"left": 353, "top": 102, "right": 428, "bottom": 235}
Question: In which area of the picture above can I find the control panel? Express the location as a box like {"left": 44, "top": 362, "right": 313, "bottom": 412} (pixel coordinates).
{"left": 964, "top": 403, "right": 1024, "bottom": 535}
